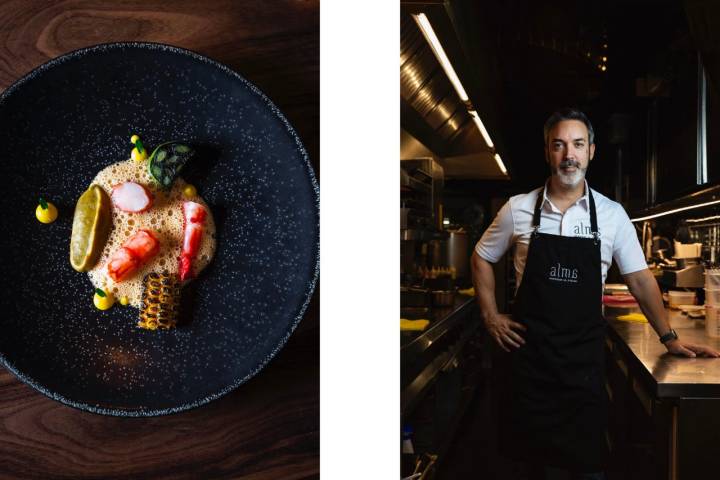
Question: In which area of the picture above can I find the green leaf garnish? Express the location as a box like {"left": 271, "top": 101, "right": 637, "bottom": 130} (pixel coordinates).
{"left": 95, "top": 288, "right": 106, "bottom": 297}
{"left": 147, "top": 141, "right": 194, "bottom": 189}
{"left": 135, "top": 139, "right": 145, "bottom": 154}
{"left": 38, "top": 197, "right": 48, "bottom": 210}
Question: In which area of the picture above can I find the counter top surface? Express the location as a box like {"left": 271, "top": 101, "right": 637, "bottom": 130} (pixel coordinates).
{"left": 606, "top": 308, "right": 720, "bottom": 398}
{"left": 401, "top": 294, "right": 476, "bottom": 348}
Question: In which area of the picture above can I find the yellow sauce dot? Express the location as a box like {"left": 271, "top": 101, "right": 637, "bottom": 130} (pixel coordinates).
{"left": 130, "top": 134, "right": 140, "bottom": 144}
{"left": 131, "top": 147, "right": 147, "bottom": 163}
{"left": 36, "top": 202, "right": 58, "bottom": 223}
{"left": 93, "top": 291, "right": 115, "bottom": 310}
{"left": 119, "top": 296, "right": 129, "bottom": 306}
{"left": 182, "top": 184, "right": 197, "bottom": 198}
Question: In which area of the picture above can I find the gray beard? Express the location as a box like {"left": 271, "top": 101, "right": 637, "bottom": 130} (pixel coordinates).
{"left": 552, "top": 165, "right": 587, "bottom": 187}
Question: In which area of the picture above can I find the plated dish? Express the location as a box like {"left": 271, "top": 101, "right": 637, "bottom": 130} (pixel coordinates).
{"left": 0, "top": 43, "right": 319, "bottom": 416}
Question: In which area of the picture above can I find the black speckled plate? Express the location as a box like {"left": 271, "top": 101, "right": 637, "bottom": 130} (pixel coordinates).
{"left": 0, "top": 43, "right": 319, "bottom": 416}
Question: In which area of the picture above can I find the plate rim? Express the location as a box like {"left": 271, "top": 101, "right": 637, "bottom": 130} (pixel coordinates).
{"left": 0, "top": 41, "right": 320, "bottom": 417}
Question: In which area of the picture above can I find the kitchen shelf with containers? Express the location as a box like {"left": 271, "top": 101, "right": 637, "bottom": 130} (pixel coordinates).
{"left": 625, "top": 182, "right": 720, "bottom": 338}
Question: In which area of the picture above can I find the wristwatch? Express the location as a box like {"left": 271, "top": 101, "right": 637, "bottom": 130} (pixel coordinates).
{"left": 659, "top": 329, "right": 679, "bottom": 344}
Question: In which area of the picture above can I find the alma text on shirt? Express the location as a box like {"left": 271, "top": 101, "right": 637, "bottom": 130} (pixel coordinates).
{"left": 573, "top": 221, "right": 600, "bottom": 236}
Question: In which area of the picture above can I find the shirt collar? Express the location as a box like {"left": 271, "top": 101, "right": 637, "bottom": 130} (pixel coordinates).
{"left": 542, "top": 179, "right": 590, "bottom": 212}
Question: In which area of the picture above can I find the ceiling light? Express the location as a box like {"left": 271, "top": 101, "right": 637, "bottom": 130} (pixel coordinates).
{"left": 412, "top": 13, "right": 469, "bottom": 102}
{"left": 602, "top": 56, "right": 607, "bottom": 62}
{"left": 686, "top": 214, "right": 720, "bottom": 223}
{"left": 630, "top": 198, "right": 720, "bottom": 222}
{"left": 494, "top": 153, "right": 507, "bottom": 175}
{"left": 601, "top": 65, "right": 607, "bottom": 72}
{"left": 469, "top": 110, "right": 494, "bottom": 148}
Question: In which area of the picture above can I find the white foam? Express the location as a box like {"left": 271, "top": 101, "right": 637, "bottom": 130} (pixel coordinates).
{"left": 87, "top": 158, "right": 216, "bottom": 308}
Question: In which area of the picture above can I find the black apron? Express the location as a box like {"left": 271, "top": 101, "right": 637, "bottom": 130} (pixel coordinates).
{"left": 499, "top": 188, "right": 608, "bottom": 472}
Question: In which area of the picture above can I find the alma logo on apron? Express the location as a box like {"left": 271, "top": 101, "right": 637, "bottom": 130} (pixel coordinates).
{"left": 548, "top": 262, "right": 579, "bottom": 283}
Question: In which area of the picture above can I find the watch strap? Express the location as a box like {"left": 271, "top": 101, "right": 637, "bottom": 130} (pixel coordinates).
{"left": 659, "top": 329, "right": 678, "bottom": 344}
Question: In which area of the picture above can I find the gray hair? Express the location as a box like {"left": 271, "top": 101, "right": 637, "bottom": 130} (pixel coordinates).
{"left": 543, "top": 108, "right": 595, "bottom": 145}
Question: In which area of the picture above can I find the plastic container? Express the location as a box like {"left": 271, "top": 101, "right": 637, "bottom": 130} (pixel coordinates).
{"left": 706, "top": 305, "right": 720, "bottom": 337}
{"left": 706, "top": 289, "right": 720, "bottom": 305}
{"left": 706, "top": 269, "right": 720, "bottom": 289}
{"left": 668, "top": 290, "right": 696, "bottom": 307}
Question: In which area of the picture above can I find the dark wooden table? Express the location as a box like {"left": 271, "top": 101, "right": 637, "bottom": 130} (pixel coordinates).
{"left": 0, "top": 2, "right": 319, "bottom": 478}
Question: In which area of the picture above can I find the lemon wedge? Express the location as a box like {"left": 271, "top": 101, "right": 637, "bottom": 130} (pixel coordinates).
{"left": 70, "top": 185, "right": 112, "bottom": 272}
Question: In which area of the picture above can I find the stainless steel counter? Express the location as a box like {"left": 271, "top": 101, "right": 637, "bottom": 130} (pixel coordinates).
{"left": 606, "top": 308, "right": 720, "bottom": 398}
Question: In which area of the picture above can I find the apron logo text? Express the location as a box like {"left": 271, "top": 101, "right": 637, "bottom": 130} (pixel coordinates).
{"left": 548, "top": 262, "right": 579, "bottom": 283}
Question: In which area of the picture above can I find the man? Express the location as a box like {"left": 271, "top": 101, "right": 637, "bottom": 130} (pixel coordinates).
{"left": 470, "top": 108, "right": 720, "bottom": 480}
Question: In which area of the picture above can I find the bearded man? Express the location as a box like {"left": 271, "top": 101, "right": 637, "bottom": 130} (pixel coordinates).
{"left": 471, "top": 107, "right": 720, "bottom": 480}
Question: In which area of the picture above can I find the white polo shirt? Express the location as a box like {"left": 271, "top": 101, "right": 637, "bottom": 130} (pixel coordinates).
{"left": 474, "top": 180, "right": 647, "bottom": 288}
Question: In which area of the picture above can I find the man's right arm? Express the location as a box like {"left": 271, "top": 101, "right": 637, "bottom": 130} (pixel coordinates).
{"left": 471, "top": 252, "right": 526, "bottom": 351}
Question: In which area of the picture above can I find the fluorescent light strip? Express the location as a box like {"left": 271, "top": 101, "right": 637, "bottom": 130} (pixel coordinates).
{"left": 469, "top": 110, "right": 494, "bottom": 148}
{"left": 413, "top": 13, "right": 469, "bottom": 102}
{"left": 494, "top": 153, "right": 507, "bottom": 175}
{"left": 686, "top": 214, "right": 720, "bottom": 223}
{"left": 630, "top": 198, "right": 720, "bottom": 222}
{"left": 412, "top": 13, "right": 504, "bottom": 174}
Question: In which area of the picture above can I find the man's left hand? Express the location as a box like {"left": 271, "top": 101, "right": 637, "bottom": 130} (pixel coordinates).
{"left": 665, "top": 339, "right": 720, "bottom": 358}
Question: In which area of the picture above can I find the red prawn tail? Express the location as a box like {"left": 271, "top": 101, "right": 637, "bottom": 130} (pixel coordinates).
{"left": 179, "top": 254, "right": 193, "bottom": 282}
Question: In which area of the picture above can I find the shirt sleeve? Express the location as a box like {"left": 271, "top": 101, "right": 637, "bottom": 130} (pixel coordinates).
{"left": 474, "top": 200, "right": 514, "bottom": 263}
{"left": 612, "top": 205, "right": 648, "bottom": 275}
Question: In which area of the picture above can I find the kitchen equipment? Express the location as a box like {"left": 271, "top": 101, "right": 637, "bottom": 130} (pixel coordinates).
{"left": 401, "top": 158, "right": 444, "bottom": 230}
{"left": 400, "top": 240, "right": 416, "bottom": 275}
{"left": 603, "top": 290, "right": 640, "bottom": 317}
{"left": 424, "top": 277, "right": 454, "bottom": 291}
{"left": 661, "top": 261, "right": 704, "bottom": 288}
{"left": 705, "top": 245, "right": 719, "bottom": 266}
{"left": 604, "top": 283, "right": 629, "bottom": 295}
{"left": 668, "top": 290, "right": 697, "bottom": 307}
{"left": 706, "top": 289, "right": 720, "bottom": 305}
{"left": 674, "top": 241, "right": 703, "bottom": 258}
{"left": 653, "top": 236, "right": 672, "bottom": 255}
{"left": 445, "top": 229, "right": 470, "bottom": 279}
{"left": 402, "top": 287, "right": 431, "bottom": 307}
{"left": 680, "top": 305, "right": 705, "bottom": 314}
{"left": 401, "top": 207, "right": 410, "bottom": 230}
{"left": 675, "top": 257, "right": 701, "bottom": 269}
{"left": 655, "top": 248, "right": 672, "bottom": 265}
{"left": 431, "top": 290, "right": 456, "bottom": 306}
{"left": 428, "top": 239, "right": 445, "bottom": 268}
{"left": 706, "top": 305, "right": 720, "bottom": 337}
{"left": 705, "top": 269, "right": 720, "bottom": 288}
{"left": 602, "top": 294, "right": 637, "bottom": 304}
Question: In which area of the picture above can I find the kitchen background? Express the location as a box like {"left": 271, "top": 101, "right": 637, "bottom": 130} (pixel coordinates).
{"left": 400, "top": 0, "right": 720, "bottom": 478}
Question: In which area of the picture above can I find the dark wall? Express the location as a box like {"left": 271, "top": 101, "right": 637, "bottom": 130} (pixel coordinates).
{"left": 445, "top": 0, "right": 704, "bottom": 217}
